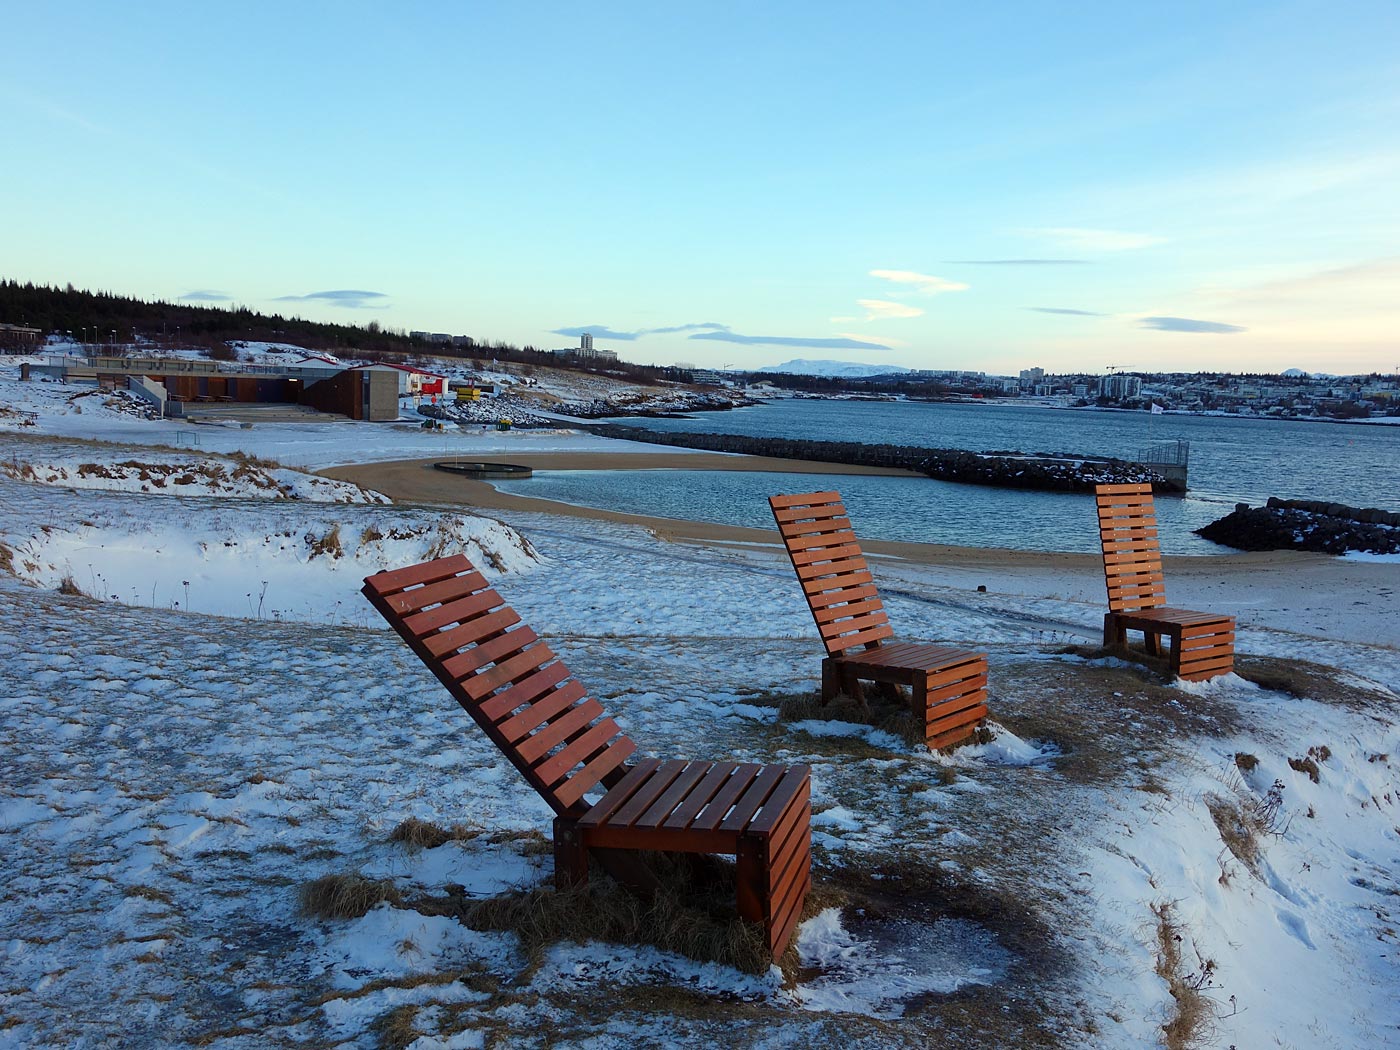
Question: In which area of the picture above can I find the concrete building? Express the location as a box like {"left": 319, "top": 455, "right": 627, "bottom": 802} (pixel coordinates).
{"left": 1099, "top": 374, "right": 1143, "bottom": 400}
{"left": 551, "top": 334, "right": 619, "bottom": 363}
{"left": 380, "top": 362, "right": 446, "bottom": 396}
{"left": 0, "top": 323, "right": 44, "bottom": 351}
{"left": 26, "top": 354, "right": 400, "bottom": 421}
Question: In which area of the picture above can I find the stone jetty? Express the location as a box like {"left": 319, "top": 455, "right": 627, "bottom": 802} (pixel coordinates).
{"left": 585, "top": 424, "right": 1177, "bottom": 494}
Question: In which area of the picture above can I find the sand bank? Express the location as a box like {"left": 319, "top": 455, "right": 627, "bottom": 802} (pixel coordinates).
{"left": 325, "top": 452, "right": 1399, "bottom": 647}
{"left": 327, "top": 453, "right": 1298, "bottom": 571}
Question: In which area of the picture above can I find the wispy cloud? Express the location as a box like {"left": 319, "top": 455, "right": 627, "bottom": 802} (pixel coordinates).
{"left": 857, "top": 299, "right": 924, "bottom": 321}
{"left": 646, "top": 322, "right": 730, "bottom": 335}
{"left": 552, "top": 325, "right": 641, "bottom": 342}
{"left": 551, "top": 322, "right": 729, "bottom": 342}
{"left": 274, "top": 289, "right": 389, "bottom": 310}
{"left": 180, "top": 290, "right": 233, "bottom": 302}
{"left": 1023, "top": 227, "right": 1166, "bottom": 252}
{"left": 947, "top": 258, "right": 1088, "bottom": 265}
{"left": 689, "top": 330, "right": 893, "bottom": 351}
{"left": 552, "top": 320, "right": 897, "bottom": 349}
{"left": 1026, "top": 306, "right": 1104, "bottom": 316}
{"left": 1140, "top": 315, "right": 1246, "bottom": 334}
{"left": 869, "top": 269, "right": 969, "bottom": 295}
{"left": 839, "top": 332, "right": 909, "bottom": 349}
{"left": 1220, "top": 257, "right": 1400, "bottom": 305}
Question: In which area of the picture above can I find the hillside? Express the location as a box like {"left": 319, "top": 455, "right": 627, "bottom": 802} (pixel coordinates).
{"left": 0, "top": 279, "right": 689, "bottom": 388}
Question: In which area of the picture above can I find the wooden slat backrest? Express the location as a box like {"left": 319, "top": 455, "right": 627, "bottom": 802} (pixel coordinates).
{"left": 769, "top": 491, "right": 894, "bottom": 655}
{"left": 362, "top": 554, "right": 637, "bottom": 816}
{"left": 1094, "top": 482, "right": 1167, "bottom": 612}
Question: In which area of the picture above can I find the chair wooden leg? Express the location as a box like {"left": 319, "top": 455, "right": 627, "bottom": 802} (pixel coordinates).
{"left": 911, "top": 673, "right": 928, "bottom": 720}
{"left": 846, "top": 672, "right": 868, "bottom": 706}
{"left": 735, "top": 835, "right": 765, "bottom": 928}
{"left": 552, "top": 817, "right": 588, "bottom": 890}
{"left": 1104, "top": 613, "right": 1126, "bottom": 650}
{"left": 1143, "top": 630, "right": 1161, "bottom": 658}
{"left": 738, "top": 826, "right": 811, "bottom": 958}
{"left": 820, "top": 657, "right": 840, "bottom": 703}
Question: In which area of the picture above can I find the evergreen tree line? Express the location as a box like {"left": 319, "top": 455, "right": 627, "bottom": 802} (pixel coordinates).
{"left": 0, "top": 279, "right": 688, "bottom": 385}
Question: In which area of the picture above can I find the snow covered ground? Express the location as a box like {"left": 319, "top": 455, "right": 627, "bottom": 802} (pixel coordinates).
{"left": 2, "top": 373, "right": 1399, "bottom": 1049}
{"left": 0, "top": 363, "right": 705, "bottom": 468}
{"left": 4, "top": 452, "right": 390, "bottom": 504}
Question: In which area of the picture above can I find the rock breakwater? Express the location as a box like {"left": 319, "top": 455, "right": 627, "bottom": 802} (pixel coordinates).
{"left": 587, "top": 424, "right": 1175, "bottom": 494}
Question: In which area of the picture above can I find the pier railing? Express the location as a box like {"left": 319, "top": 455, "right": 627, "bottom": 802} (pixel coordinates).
{"left": 1139, "top": 439, "right": 1189, "bottom": 490}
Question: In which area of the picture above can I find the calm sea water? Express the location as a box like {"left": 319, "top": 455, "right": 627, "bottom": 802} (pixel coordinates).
{"left": 494, "top": 400, "right": 1400, "bottom": 555}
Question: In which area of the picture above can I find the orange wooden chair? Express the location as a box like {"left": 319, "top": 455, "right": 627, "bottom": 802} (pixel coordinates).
{"left": 768, "top": 491, "right": 989, "bottom": 750}
{"left": 1094, "top": 482, "right": 1235, "bottom": 681}
{"left": 362, "top": 554, "right": 811, "bottom": 958}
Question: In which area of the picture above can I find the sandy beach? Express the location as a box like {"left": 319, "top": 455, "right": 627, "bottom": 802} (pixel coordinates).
{"left": 324, "top": 452, "right": 1400, "bottom": 648}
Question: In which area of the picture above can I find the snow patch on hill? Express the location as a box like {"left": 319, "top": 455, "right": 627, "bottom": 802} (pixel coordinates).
{"left": 759, "top": 359, "right": 913, "bottom": 378}
{"left": 5, "top": 455, "right": 389, "bottom": 503}
{"left": 3, "top": 501, "right": 538, "bottom": 625}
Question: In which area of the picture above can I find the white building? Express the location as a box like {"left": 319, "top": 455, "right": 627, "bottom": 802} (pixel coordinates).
{"left": 551, "top": 334, "right": 618, "bottom": 362}
{"left": 1099, "top": 374, "right": 1143, "bottom": 399}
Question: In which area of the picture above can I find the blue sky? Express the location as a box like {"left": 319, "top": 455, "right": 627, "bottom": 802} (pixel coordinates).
{"left": 3, "top": 2, "right": 1397, "bottom": 374}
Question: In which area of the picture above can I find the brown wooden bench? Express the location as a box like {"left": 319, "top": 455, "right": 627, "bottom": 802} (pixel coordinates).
{"left": 362, "top": 554, "right": 811, "bottom": 958}
{"left": 769, "top": 491, "right": 989, "bottom": 750}
{"left": 1095, "top": 482, "right": 1235, "bottom": 681}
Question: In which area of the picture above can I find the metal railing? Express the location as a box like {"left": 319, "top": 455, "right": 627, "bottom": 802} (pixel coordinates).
{"left": 1140, "top": 438, "right": 1189, "bottom": 468}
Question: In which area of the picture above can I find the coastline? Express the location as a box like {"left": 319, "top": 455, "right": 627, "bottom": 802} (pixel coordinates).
{"left": 325, "top": 451, "right": 1400, "bottom": 647}
{"left": 752, "top": 394, "right": 1400, "bottom": 428}
{"left": 323, "top": 451, "right": 1322, "bottom": 571}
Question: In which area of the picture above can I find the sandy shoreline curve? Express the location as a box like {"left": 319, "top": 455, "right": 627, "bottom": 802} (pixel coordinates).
{"left": 321, "top": 452, "right": 1326, "bottom": 575}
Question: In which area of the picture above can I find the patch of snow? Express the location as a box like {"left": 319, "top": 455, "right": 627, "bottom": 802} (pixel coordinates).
{"left": 954, "top": 723, "right": 1059, "bottom": 767}
{"left": 1343, "top": 550, "right": 1400, "bottom": 563}
{"left": 794, "top": 909, "right": 1010, "bottom": 1017}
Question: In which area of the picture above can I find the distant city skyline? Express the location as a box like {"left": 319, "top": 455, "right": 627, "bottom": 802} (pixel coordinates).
{"left": 2, "top": 3, "right": 1397, "bottom": 375}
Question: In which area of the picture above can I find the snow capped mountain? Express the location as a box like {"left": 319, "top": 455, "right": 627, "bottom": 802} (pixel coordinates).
{"left": 758, "top": 359, "right": 912, "bottom": 378}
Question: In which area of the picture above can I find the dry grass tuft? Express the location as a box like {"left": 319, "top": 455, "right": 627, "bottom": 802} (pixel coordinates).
{"left": 299, "top": 873, "right": 403, "bottom": 919}
{"left": 1236, "top": 655, "right": 1390, "bottom": 709}
{"left": 307, "top": 524, "right": 344, "bottom": 559}
{"left": 439, "top": 852, "right": 770, "bottom": 975}
{"left": 1233, "top": 752, "right": 1258, "bottom": 773}
{"left": 230, "top": 450, "right": 284, "bottom": 471}
{"left": 57, "top": 575, "right": 85, "bottom": 597}
{"left": 375, "top": 1004, "right": 421, "bottom": 1050}
{"left": 0, "top": 542, "right": 14, "bottom": 576}
{"left": 1206, "top": 795, "right": 1261, "bottom": 873}
{"left": 1288, "top": 756, "right": 1320, "bottom": 783}
{"left": 1151, "top": 901, "right": 1215, "bottom": 1050}
{"left": 388, "top": 817, "right": 484, "bottom": 850}
{"left": 774, "top": 689, "right": 932, "bottom": 750}
{"left": 1207, "top": 776, "right": 1287, "bottom": 877}
{"left": 123, "top": 884, "right": 174, "bottom": 905}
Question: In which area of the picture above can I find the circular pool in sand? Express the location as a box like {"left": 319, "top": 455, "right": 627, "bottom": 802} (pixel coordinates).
{"left": 433, "top": 461, "right": 534, "bottom": 480}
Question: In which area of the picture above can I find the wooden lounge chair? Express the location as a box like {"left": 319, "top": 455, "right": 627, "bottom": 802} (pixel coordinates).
{"left": 362, "top": 554, "right": 812, "bottom": 958}
{"left": 768, "top": 491, "right": 989, "bottom": 750}
{"left": 1094, "top": 482, "right": 1235, "bottom": 681}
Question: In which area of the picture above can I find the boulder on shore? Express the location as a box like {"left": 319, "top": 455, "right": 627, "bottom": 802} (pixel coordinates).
{"left": 1197, "top": 502, "right": 1400, "bottom": 555}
